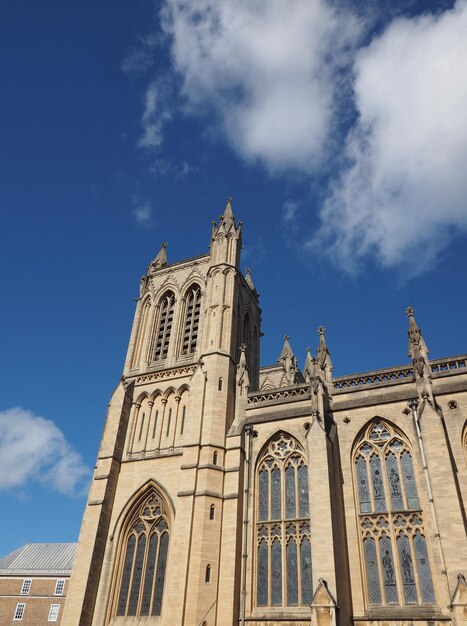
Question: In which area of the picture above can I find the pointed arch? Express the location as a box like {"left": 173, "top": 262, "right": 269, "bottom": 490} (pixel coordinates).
{"left": 254, "top": 431, "right": 311, "bottom": 608}
{"left": 110, "top": 482, "right": 172, "bottom": 619}
{"left": 180, "top": 283, "right": 202, "bottom": 355}
{"left": 352, "top": 418, "right": 435, "bottom": 608}
{"left": 153, "top": 290, "right": 176, "bottom": 360}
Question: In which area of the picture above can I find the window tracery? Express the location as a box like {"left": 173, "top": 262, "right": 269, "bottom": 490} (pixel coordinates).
{"left": 154, "top": 291, "right": 175, "bottom": 360}
{"left": 116, "top": 492, "right": 170, "bottom": 617}
{"left": 255, "top": 433, "right": 311, "bottom": 608}
{"left": 182, "top": 285, "right": 201, "bottom": 355}
{"left": 353, "top": 420, "right": 435, "bottom": 608}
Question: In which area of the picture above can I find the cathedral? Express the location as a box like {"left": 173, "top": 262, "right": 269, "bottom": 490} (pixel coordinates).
{"left": 63, "top": 200, "right": 467, "bottom": 626}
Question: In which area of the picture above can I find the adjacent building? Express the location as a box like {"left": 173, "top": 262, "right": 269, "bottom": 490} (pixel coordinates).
{"left": 0, "top": 543, "right": 76, "bottom": 625}
{"left": 62, "top": 200, "right": 467, "bottom": 626}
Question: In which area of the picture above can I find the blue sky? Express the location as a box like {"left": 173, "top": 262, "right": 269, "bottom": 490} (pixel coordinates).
{"left": 1, "top": 0, "right": 466, "bottom": 555}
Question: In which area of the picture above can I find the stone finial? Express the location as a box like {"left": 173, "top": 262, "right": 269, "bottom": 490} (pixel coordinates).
{"left": 149, "top": 242, "right": 168, "bottom": 271}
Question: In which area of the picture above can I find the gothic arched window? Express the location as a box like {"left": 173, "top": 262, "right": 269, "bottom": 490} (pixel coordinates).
{"left": 154, "top": 292, "right": 175, "bottom": 360}
{"left": 256, "top": 433, "right": 311, "bottom": 608}
{"left": 353, "top": 420, "right": 435, "bottom": 608}
{"left": 116, "top": 491, "right": 170, "bottom": 617}
{"left": 182, "top": 285, "right": 201, "bottom": 355}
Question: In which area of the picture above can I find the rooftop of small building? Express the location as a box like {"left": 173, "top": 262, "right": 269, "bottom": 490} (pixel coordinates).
{"left": 0, "top": 543, "right": 76, "bottom": 576}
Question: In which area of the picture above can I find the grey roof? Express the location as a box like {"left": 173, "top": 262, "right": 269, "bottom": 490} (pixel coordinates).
{"left": 0, "top": 543, "right": 76, "bottom": 576}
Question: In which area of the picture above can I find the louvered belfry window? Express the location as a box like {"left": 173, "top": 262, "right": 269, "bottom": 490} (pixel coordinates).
{"left": 154, "top": 292, "right": 175, "bottom": 360}
{"left": 256, "top": 433, "right": 312, "bottom": 608}
{"left": 116, "top": 492, "right": 169, "bottom": 617}
{"left": 354, "top": 420, "right": 435, "bottom": 608}
{"left": 182, "top": 285, "right": 201, "bottom": 354}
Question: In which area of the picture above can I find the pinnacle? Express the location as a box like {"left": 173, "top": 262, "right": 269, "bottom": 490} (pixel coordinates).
{"left": 150, "top": 242, "right": 168, "bottom": 269}
{"left": 221, "top": 196, "right": 234, "bottom": 223}
{"left": 245, "top": 268, "right": 255, "bottom": 290}
{"left": 279, "top": 335, "right": 293, "bottom": 360}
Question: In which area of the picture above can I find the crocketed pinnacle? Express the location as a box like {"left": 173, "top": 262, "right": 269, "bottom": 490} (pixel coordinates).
{"left": 303, "top": 347, "right": 316, "bottom": 382}
{"left": 406, "top": 306, "right": 429, "bottom": 358}
{"left": 316, "top": 326, "right": 333, "bottom": 381}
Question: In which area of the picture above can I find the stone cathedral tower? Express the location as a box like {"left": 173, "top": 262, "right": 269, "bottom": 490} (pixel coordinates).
{"left": 63, "top": 200, "right": 261, "bottom": 626}
{"left": 64, "top": 200, "right": 467, "bottom": 626}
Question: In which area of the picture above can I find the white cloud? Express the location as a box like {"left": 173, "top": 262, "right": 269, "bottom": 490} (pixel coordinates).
{"left": 121, "top": 34, "right": 159, "bottom": 75}
{"left": 0, "top": 407, "right": 90, "bottom": 496}
{"left": 161, "top": 0, "right": 361, "bottom": 171}
{"left": 311, "top": 1, "right": 467, "bottom": 274}
{"left": 132, "top": 201, "right": 153, "bottom": 225}
{"left": 138, "top": 82, "right": 172, "bottom": 149}
{"left": 282, "top": 200, "right": 298, "bottom": 225}
{"left": 147, "top": 158, "right": 199, "bottom": 179}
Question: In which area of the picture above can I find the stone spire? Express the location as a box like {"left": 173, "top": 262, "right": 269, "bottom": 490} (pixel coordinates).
{"left": 316, "top": 326, "right": 333, "bottom": 382}
{"left": 149, "top": 242, "right": 168, "bottom": 272}
{"left": 278, "top": 335, "right": 298, "bottom": 385}
{"left": 406, "top": 307, "right": 433, "bottom": 401}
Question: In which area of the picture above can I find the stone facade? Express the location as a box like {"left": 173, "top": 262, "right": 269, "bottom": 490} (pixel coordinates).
{"left": 63, "top": 200, "right": 467, "bottom": 626}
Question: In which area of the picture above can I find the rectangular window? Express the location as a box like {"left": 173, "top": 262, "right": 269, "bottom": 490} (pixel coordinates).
{"left": 54, "top": 579, "right": 65, "bottom": 596}
{"left": 48, "top": 604, "right": 60, "bottom": 622}
{"left": 14, "top": 603, "right": 25, "bottom": 620}
{"left": 20, "top": 579, "right": 32, "bottom": 595}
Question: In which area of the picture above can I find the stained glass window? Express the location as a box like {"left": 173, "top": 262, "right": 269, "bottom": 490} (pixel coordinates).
{"left": 379, "top": 534, "right": 398, "bottom": 604}
{"left": 257, "top": 540, "right": 268, "bottom": 606}
{"left": 413, "top": 531, "right": 435, "bottom": 603}
{"left": 401, "top": 452, "right": 419, "bottom": 509}
{"left": 298, "top": 464, "right": 309, "bottom": 517}
{"left": 271, "top": 467, "right": 281, "bottom": 520}
{"left": 140, "top": 535, "right": 157, "bottom": 615}
{"left": 259, "top": 471, "right": 268, "bottom": 521}
{"left": 357, "top": 456, "right": 371, "bottom": 513}
{"left": 286, "top": 539, "right": 298, "bottom": 605}
{"left": 271, "top": 539, "right": 282, "bottom": 605}
{"left": 364, "top": 536, "right": 382, "bottom": 605}
{"left": 397, "top": 535, "right": 417, "bottom": 604}
{"left": 255, "top": 433, "right": 311, "bottom": 608}
{"left": 285, "top": 465, "right": 295, "bottom": 519}
{"left": 128, "top": 535, "right": 146, "bottom": 614}
{"left": 116, "top": 491, "right": 170, "bottom": 618}
{"left": 353, "top": 420, "right": 435, "bottom": 610}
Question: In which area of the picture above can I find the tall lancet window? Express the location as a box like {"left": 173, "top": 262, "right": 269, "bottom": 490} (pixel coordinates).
{"left": 182, "top": 285, "right": 201, "bottom": 354}
{"left": 154, "top": 291, "right": 175, "bottom": 360}
{"left": 353, "top": 420, "right": 435, "bottom": 608}
{"left": 256, "top": 433, "right": 312, "bottom": 608}
{"left": 116, "top": 491, "right": 170, "bottom": 617}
